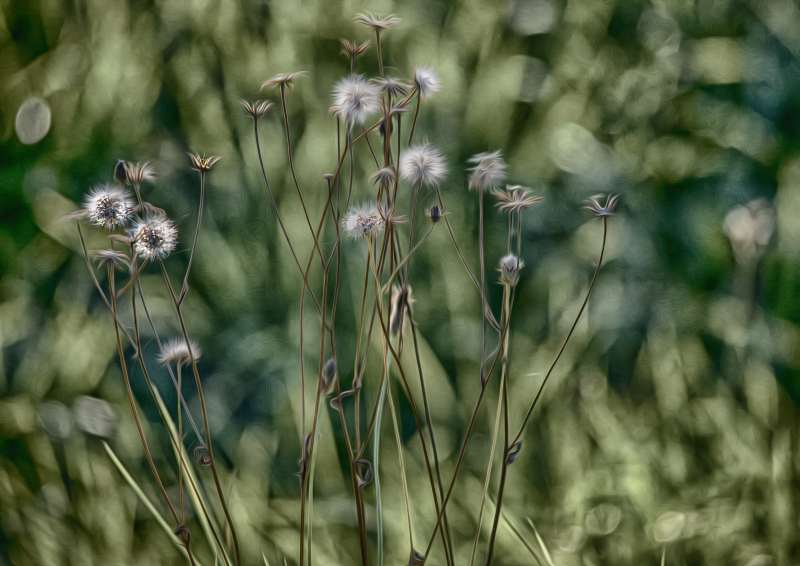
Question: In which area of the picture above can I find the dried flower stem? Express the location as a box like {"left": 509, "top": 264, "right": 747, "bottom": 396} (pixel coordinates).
{"left": 484, "top": 217, "right": 609, "bottom": 564}
{"left": 178, "top": 170, "right": 206, "bottom": 305}
{"left": 158, "top": 261, "right": 242, "bottom": 566}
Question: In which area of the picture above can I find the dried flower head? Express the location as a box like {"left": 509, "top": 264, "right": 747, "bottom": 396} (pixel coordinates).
{"left": 354, "top": 13, "right": 401, "bottom": 32}
{"left": 414, "top": 67, "right": 441, "bottom": 98}
{"left": 372, "top": 76, "right": 411, "bottom": 98}
{"left": 340, "top": 38, "right": 370, "bottom": 59}
{"left": 260, "top": 71, "right": 307, "bottom": 91}
{"left": 468, "top": 150, "right": 507, "bottom": 191}
{"left": 342, "top": 203, "right": 385, "bottom": 239}
{"left": 84, "top": 185, "right": 134, "bottom": 230}
{"left": 158, "top": 337, "right": 201, "bottom": 367}
{"left": 124, "top": 161, "right": 156, "bottom": 185}
{"left": 331, "top": 75, "right": 381, "bottom": 126}
{"left": 370, "top": 166, "right": 396, "bottom": 188}
{"left": 188, "top": 153, "right": 222, "bottom": 173}
{"left": 92, "top": 249, "right": 130, "bottom": 270}
{"left": 584, "top": 193, "right": 620, "bottom": 217}
{"left": 400, "top": 144, "right": 447, "bottom": 188}
{"left": 240, "top": 99, "right": 273, "bottom": 120}
{"left": 494, "top": 185, "right": 544, "bottom": 214}
{"left": 498, "top": 254, "right": 524, "bottom": 286}
{"left": 130, "top": 215, "right": 178, "bottom": 261}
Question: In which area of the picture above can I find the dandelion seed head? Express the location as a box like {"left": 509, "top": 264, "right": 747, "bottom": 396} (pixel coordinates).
{"left": 342, "top": 203, "right": 385, "bottom": 239}
{"left": 468, "top": 150, "right": 507, "bottom": 191}
{"left": 157, "top": 338, "right": 201, "bottom": 367}
{"left": 414, "top": 67, "right": 441, "bottom": 98}
{"left": 331, "top": 75, "right": 381, "bottom": 126}
{"left": 400, "top": 144, "right": 447, "bottom": 188}
{"left": 131, "top": 215, "right": 178, "bottom": 261}
{"left": 84, "top": 185, "right": 134, "bottom": 230}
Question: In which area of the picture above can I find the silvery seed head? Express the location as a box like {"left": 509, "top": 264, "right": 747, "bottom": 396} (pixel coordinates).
{"left": 498, "top": 254, "right": 524, "bottom": 286}
{"left": 331, "top": 75, "right": 381, "bottom": 127}
{"left": 400, "top": 144, "right": 447, "bottom": 188}
{"left": 342, "top": 203, "right": 385, "bottom": 239}
{"left": 130, "top": 215, "right": 178, "bottom": 261}
{"left": 157, "top": 337, "right": 201, "bottom": 367}
{"left": 84, "top": 185, "right": 134, "bottom": 230}
{"left": 414, "top": 67, "right": 441, "bottom": 98}
{"left": 468, "top": 150, "right": 507, "bottom": 191}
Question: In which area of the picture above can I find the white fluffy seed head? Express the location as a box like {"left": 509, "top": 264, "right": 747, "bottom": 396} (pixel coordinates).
{"left": 400, "top": 144, "right": 447, "bottom": 188}
{"left": 131, "top": 215, "right": 178, "bottom": 261}
{"left": 157, "top": 338, "right": 201, "bottom": 367}
{"left": 414, "top": 67, "right": 441, "bottom": 98}
{"left": 498, "top": 254, "right": 524, "bottom": 286}
{"left": 468, "top": 150, "right": 507, "bottom": 191}
{"left": 84, "top": 185, "right": 134, "bottom": 230}
{"left": 331, "top": 75, "right": 381, "bottom": 126}
{"left": 342, "top": 204, "right": 385, "bottom": 239}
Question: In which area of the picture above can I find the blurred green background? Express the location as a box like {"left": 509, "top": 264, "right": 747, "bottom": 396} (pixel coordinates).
{"left": 2, "top": 0, "right": 800, "bottom": 564}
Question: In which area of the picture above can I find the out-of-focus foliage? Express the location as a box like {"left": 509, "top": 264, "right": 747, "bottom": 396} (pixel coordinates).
{"left": 1, "top": 0, "right": 800, "bottom": 564}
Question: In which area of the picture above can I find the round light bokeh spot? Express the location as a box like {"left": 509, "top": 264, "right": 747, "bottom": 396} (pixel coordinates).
{"left": 15, "top": 96, "right": 52, "bottom": 145}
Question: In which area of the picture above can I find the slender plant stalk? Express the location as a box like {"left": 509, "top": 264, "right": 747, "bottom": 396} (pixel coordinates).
{"left": 158, "top": 261, "right": 242, "bottom": 566}
{"left": 484, "top": 218, "right": 609, "bottom": 564}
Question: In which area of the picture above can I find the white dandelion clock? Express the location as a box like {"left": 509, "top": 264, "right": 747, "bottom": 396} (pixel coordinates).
{"left": 342, "top": 204, "right": 385, "bottom": 239}
{"left": 84, "top": 185, "right": 134, "bottom": 230}
{"left": 400, "top": 144, "right": 447, "bottom": 188}
{"left": 331, "top": 75, "right": 381, "bottom": 127}
{"left": 131, "top": 215, "right": 178, "bottom": 261}
{"left": 414, "top": 67, "right": 441, "bottom": 98}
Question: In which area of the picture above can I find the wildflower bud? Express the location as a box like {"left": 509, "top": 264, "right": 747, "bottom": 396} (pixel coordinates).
{"left": 174, "top": 525, "right": 191, "bottom": 546}
{"left": 114, "top": 160, "right": 128, "bottom": 184}
{"left": 193, "top": 445, "right": 212, "bottom": 467}
{"left": 354, "top": 458, "right": 374, "bottom": 488}
{"left": 322, "top": 357, "right": 338, "bottom": 395}
{"left": 408, "top": 549, "right": 425, "bottom": 565}
{"left": 426, "top": 205, "right": 443, "bottom": 224}
{"left": 505, "top": 441, "right": 522, "bottom": 464}
{"left": 498, "top": 254, "right": 524, "bottom": 286}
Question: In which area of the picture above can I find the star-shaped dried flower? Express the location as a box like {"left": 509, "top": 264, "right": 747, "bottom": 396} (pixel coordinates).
{"left": 187, "top": 153, "right": 222, "bottom": 173}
